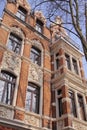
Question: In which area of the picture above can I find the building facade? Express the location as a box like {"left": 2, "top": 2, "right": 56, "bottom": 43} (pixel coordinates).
{"left": 0, "top": 0, "right": 87, "bottom": 130}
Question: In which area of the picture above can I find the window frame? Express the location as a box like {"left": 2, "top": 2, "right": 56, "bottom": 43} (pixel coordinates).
{"left": 72, "top": 58, "right": 78, "bottom": 74}
{"left": 65, "top": 53, "right": 71, "bottom": 70}
{"left": 7, "top": 33, "right": 22, "bottom": 54}
{"left": 0, "top": 71, "right": 16, "bottom": 105}
{"left": 57, "top": 89, "right": 63, "bottom": 117}
{"left": 16, "top": 6, "right": 27, "bottom": 21}
{"left": 55, "top": 53, "right": 60, "bottom": 70}
{"left": 69, "top": 90, "right": 77, "bottom": 117}
{"left": 30, "top": 46, "right": 41, "bottom": 66}
{"left": 77, "top": 94, "right": 86, "bottom": 120}
{"left": 25, "top": 83, "right": 40, "bottom": 114}
{"left": 35, "top": 19, "right": 44, "bottom": 33}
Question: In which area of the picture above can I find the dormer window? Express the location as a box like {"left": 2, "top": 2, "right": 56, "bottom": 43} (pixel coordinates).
{"left": 35, "top": 19, "right": 43, "bottom": 33}
{"left": 16, "top": 6, "right": 27, "bottom": 21}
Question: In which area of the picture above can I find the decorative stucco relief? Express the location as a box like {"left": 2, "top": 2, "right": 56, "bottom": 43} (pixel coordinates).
{"left": 35, "top": 11, "right": 46, "bottom": 25}
{"left": 17, "top": 0, "right": 31, "bottom": 10}
{"left": 58, "top": 120, "right": 64, "bottom": 130}
{"left": 0, "top": 106, "right": 14, "bottom": 119}
{"left": 32, "top": 40, "right": 43, "bottom": 50}
{"left": 11, "top": 26, "right": 24, "bottom": 39}
{"left": 1, "top": 51, "right": 21, "bottom": 75}
{"left": 28, "top": 63, "right": 43, "bottom": 85}
{"left": 73, "top": 120, "right": 87, "bottom": 130}
{"left": 50, "top": 16, "right": 68, "bottom": 37}
{"left": 24, "top": 114, "right": 40, "bottom": 127}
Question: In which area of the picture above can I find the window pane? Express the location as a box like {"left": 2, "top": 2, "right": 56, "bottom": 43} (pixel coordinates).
{"left": 25, "top": 83, "right": 40, "bottom": 114}
{"left": 65, "top": 54, "right": 71, "bottom": 70}
{"left": 57, "top": 89, "right": 63, "bottom": 117}
{"left": 0, "top": 71, "right": 16, "bottom": 105}
{"left": 30, "top": 47, "right": 41, "bottom": 66}
{"left": 35, "top": 19, "right": 43, "bottom": 33}
{"left": 78, "top": 95, "right": 86, "bottom": 120}
{"left": 72, "top": 58, "right": 78, "bottom": 74}
{"left": 69, "top": 91, "right": 77, "bottom": 117}
{"left": 58, "top": 97, "right": 63, "bottom": 117}
{"left": 7, "top": 33, "right": 22, "bottom": 54}
{"left": 16, "top": 6, "right": 27, "bottom": 21}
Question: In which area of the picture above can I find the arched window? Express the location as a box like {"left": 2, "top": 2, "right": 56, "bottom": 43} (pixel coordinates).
{"left": 30, "top": 46, "right": 41, "bottom": 66}
{"left": 7, "top": 33, "right": 22, "bottom": 54}
{"left": 0, "top": 71, "right": 16, "bottom": 105}
{"left": 25, "top": 83, "right": 40, "bottom": 114}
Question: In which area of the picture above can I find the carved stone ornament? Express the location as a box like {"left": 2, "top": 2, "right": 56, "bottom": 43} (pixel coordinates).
{"left": 50, "top": 16, "right": 68, "bottom": 36}
{"left": 25, "top": 114, "right": 40, "bottom": 127}
{"left": 29, "top": 64, "right": 43, "bottom": 84}
{"left": 1, "top": 51, "right": 21, "bottom": 75}
{"left": 32, "top": 40, "right": 42, "bottom": 50}
{"left": 0, "top": 106, "right": 13, "bottom": 119}
{"left": 73, "top": 120, "right": 87, "bottom": 130}
{"left": 11, "top": 26, "right": 24, "bottom": 39}
{"left": 35, "top": 11, "right": 46, "bottom": 24}
{"left": 17, "top": 0, "right": 31, "bottom": 10}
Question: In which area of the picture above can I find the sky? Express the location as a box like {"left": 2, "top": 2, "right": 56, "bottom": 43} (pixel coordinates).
{"left": 0, "top": 0, "right": 87, "bottom": 79}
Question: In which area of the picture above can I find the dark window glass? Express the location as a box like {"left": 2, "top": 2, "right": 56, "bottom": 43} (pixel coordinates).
{"left": 52, "top": 122, "right": 57, "bottom": 130}
{"left": 55, "top": 53, "right": 60, "bottom": 70}
{"left": 57, "top": 89, "right": 63, "bottom": 117}
{"left": 58, "top": 97, "right": 63, "bottom": 117}
{"left": 7, "top": 33, "right": 22, "bottom": 54}
{"left": 25, "top": 83, "right": 40, "bottom": 114}
{"left": 57, "top": 89, "right": 62, "bottom": 95}
{"left": 69, "top": 91, "right": 77, "bottom": 117}
{"left": 16, "top": 6, "right": 27, "bottom": 21}
{"left": 36, "top": 19, "right": 43, "bottom": 33}
{"left": 72, "top": 58, "right": 78, "bottom": 74}
{"left": 0, "top": 71, "right": 16, "bottom": 105}
{"left": 30, "top": 46, "right": 41, "bottom": 66}
{"left": 78, "top": 94, "right": 86, "bottom": 120}
{"left": 65, "top": 54, "right": 71, "bottom": 70}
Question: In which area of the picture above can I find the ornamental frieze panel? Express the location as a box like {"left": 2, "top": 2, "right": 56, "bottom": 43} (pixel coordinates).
{"left": 0, "top": 106, "right": 14, "bottom": 119}
{"left": 1, "top": 51, "right": 21, "bottom": 75}
{"left": 35, "top": 11, "right": 46, "bottom": 25}
{"left": 32, "top": 40, "right": 43, "bottom": 50}
{"left": 24, "top": 114, "right": 40, "bottom": 127}
{"left": 73, "top": 120, "right": 87, "bottom": 130}
{"left": 28, "top": 63, "right": 43, "bottom": 85}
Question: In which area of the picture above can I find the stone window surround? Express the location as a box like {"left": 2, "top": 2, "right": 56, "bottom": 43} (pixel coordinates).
{"left": 6, "top": 27, "right": 25, "bottom": 57}
{"left": 30, "top": 40, "right": 44, "bottom": 68}
{"left": 0, "top": 69, "right": 19, "bottom": 107}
